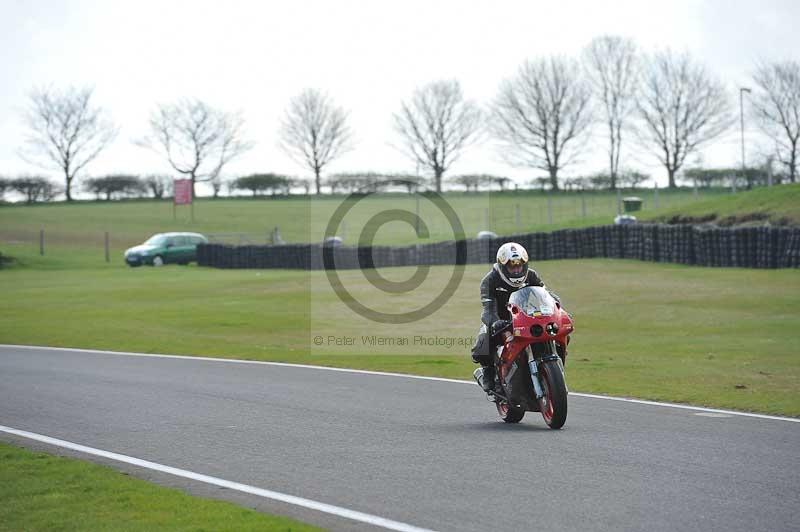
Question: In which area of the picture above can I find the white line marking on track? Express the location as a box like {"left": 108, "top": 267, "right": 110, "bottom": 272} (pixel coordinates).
{"left": 2, "top": 344, "right": 799, "bottom": 424}
{"left": 0, "top": 424, "right": 437, "bottom": 532}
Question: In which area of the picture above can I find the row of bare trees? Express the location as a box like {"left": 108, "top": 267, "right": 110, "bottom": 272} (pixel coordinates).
{"left": 0, "top": 176, "right": 61, "bottom": 203}
{"left": 492, "top": 39, "right": 798, "bottom": 191}
{"left": 81, "top": 174, "right": 180, "bottom": 200}
{"left": 0, "top": 173, "right": 183, "bottom": 203}
{"left": 387, "top": 42, "right": 798, "bottom": 192}
{"left": 16, "top": 39, "right": 800, "bottom": 200}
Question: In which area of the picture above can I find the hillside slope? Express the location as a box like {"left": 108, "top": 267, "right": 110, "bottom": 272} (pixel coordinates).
{"left": 641, "top": 183, "right": 800, "bottom": 226}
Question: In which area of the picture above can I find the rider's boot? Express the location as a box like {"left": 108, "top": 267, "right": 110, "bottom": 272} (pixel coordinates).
{"left": 473, "top": 364, "right": 502, "bottom": 399}
{"left": 480, "top": 364, "right": 497, "bottom": 394}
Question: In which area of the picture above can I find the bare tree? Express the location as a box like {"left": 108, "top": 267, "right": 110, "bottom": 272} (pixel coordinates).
{"left": 584, "top": 36, "right": 639, "bottom": 190}
{"left": 140, "top": 99, "right": 252, "bottom": 197}
{"left": 279, "top": 89, "right": 353, "bottom": 195}
{"left": 636, "top": 50, "right": 733, "bottom": 188}
{"left": 492, "top": 57, "right": 593, "bottom": 190}
{"left": 750, "top": 60, "right": 800, "bottom": 183}
{"left": 587, "top": 172, "right": 612, "bottom": 190}
{"left": 11, "top": 176, "right": 61, "bottom": 203}
{"left": 448, "top": 174, "right": 484, "bottom": 193}
{"left": 618, "top": 169, "right": 650, "bottom": 188}
{"left": 209, "top": 174, "right": 226, "bottom": 199}
{"left": 20, "top": 86, "right": 117, "bottom": 201}
{"left": 289, "top": 177, "right": 312, "bottom": 195}
{"left": 143, "top": 174, "right": 171, "bottom": 199}
{"left": 393, "top": 80, "right": 482, "bottom": 193}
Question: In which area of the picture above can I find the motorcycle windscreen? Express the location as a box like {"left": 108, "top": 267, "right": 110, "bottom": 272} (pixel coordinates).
{"left": 508, "top": 286, "right": 556, "bottom": 316}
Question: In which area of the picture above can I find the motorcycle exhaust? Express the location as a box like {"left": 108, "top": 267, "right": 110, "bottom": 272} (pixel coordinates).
{"left": 473, "top": 367, "right": 485, "bottom": 389}
{"left": 474, "top": 367, "right": 509, "bottom": 402}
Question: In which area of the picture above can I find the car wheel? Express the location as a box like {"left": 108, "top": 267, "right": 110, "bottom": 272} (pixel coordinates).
{"left": 152, "top": 255, "right": 164, "bottom": 267}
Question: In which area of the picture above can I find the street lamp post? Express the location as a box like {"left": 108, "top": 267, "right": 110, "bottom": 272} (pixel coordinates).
{"left": 739, "top": 87, "right": 752, "bottom": 192}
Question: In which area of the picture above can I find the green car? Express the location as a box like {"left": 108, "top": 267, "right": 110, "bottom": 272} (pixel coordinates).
{"left": 124, "top": 232, "right": 208, "bottom": 267}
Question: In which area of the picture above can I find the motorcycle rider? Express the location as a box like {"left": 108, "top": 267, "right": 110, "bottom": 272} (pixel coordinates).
{"left": 471, "top": 242, "right": 555, "bottom": 396}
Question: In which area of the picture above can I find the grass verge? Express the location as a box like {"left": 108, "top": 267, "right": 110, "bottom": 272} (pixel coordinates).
{"left": 0, "top": 441, "right": 320, "bottom": 532}
{"left": 640, "top": 183, "right": 800, "bottom": 225}
{"left": 0, "top": 187, "right": 729, "bottom": 250}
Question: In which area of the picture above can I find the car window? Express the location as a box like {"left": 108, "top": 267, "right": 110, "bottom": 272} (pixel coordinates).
{"left": 174, "top": 236, "right": 189, "bottom": 246}
{"left": 190, "top": 236, "right": 204, "bottom": 245}
{"left": 145, "top": 234, "right": 167, "bottom": 246}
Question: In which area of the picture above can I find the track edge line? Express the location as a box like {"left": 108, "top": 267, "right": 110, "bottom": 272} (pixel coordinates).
{"left": 0, "top": 424, "right": 437, "bottom": 532}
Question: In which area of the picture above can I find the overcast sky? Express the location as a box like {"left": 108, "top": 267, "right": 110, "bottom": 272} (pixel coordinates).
{"left": 1, "top": 0, "right": 798, "bottom": 191}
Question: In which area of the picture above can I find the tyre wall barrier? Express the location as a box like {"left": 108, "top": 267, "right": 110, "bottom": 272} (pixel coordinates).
{"left": 196, "top": 225, "right": 800, "bottom": 270}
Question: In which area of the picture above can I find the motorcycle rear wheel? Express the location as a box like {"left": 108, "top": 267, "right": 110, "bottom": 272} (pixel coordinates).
{"left": 496, "top": 401, "right": 525, "bottom": 423}
{"left": 538, "top": 360, "right": 568, "bottom": 429}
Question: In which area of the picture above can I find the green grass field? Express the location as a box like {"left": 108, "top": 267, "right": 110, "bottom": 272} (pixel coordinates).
{"left": 0, "top": 441, "right": 319, "bottom": 532}
{"left": 0, "top": 187, "right": 735, "bottom": 254}
{"left": 1, "top": 257, "right": 798, "bottom": 416}
{"left": 2, "top": 185, "right": 797, "bottom": 268}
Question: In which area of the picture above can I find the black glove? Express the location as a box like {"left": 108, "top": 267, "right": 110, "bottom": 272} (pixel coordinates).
{"left": 491, "top": 319, "right": 511, "bottom": 336}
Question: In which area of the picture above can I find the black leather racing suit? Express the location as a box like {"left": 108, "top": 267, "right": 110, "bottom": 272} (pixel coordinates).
{"left": 480, "top": 265, "right": 545, "bottom": 328}
{"left": 471, "top": 264, "right": 546, "bottom": 366}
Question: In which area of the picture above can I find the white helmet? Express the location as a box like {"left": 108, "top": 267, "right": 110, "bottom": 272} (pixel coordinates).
{"left": 495, "top": 242, "right": 529, "bottom": 288}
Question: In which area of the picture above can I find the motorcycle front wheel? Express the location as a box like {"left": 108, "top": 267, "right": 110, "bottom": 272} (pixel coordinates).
{"left": 538, "top": 360, "right": 568, "bottom": 429}
{"left": 496, "top": 401, "right": 525, "bottom": 423}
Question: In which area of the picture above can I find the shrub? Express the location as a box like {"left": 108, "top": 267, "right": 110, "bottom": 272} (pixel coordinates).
{"left": 83, "top": 175, "right": 146, "bottom": 200}
{"left": 232, "top": 174, "right": 290, "bottom": 197}
{"left": 0, "top": 251, "right": 15, "bottom": 269}
{"left": 11, "top": 176, "right": 60, "bottom": 203}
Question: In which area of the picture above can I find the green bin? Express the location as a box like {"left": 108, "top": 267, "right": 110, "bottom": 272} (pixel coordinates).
{"left": 623, "top": 196, "right": 643, "bottom": 212}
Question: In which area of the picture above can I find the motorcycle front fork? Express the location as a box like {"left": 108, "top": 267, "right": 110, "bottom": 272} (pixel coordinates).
{"left": 527, "top": 346, "right": 545, "bottom": 400}
{"left": 527, "top": 341, "right": 566, "bottom": 399}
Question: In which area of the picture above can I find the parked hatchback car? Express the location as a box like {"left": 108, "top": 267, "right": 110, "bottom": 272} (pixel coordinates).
{"left": 124, "top": 232, "right": 208, "bottom": 267}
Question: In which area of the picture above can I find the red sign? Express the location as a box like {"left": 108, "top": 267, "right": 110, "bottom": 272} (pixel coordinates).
{"left": 174, "top": 179, "right": 192, "bottom": 205}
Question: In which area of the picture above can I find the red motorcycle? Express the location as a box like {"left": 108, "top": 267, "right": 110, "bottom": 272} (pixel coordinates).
{"left": 475, "top": 286, "right": 573, "bottom": 428}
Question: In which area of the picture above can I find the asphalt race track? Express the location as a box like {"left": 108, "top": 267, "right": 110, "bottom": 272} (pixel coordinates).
{"left": 1, "top": 345, "right": 798, "bottom": 532}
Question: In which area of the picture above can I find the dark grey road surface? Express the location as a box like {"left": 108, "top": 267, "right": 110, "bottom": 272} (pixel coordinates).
{"left": 1, "top": 346, "right": 798, "bottom": 532}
